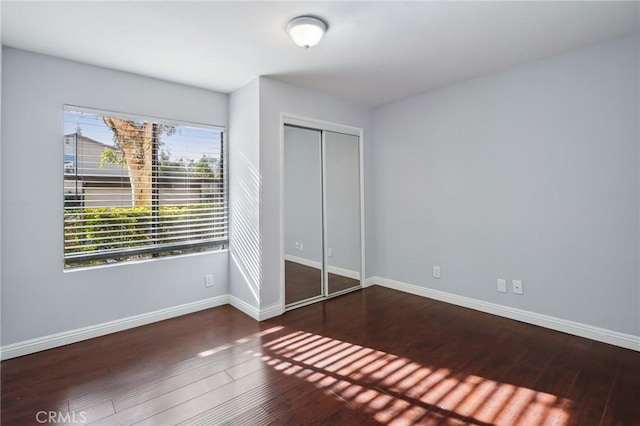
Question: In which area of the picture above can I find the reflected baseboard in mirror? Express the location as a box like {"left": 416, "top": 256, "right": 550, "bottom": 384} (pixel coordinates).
{"left": 285, "top": 261, "right": 359, "bottom": 305}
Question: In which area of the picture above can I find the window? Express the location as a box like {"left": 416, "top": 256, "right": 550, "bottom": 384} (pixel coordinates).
{"left": 63, "top": 106, "right": 227, "bottom": 269}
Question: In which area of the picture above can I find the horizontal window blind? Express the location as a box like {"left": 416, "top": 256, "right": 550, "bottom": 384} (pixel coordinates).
{"left": 63, "top": 107, "right": 227, "bottom": 268}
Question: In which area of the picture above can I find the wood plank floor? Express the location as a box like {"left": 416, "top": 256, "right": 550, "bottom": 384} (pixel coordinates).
{"left": 2, "top": 286, "right": 639, "bottom": 425}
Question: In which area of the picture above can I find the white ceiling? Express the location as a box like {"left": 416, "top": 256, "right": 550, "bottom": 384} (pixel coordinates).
{"left": 2, "top": 1, "right": 638, "bottom": 107}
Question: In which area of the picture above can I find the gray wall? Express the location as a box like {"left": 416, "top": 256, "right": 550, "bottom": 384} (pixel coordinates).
{"left": 2, "top": 32, "right": 636, "bottom": 349}
{"left": 228, "top": 78, "right": 261, "bottom": 308}
{"left": 371, "top": 35, "right": 639, "bottom": 335}
{"left": 259, "top": 77, "right": 372, "bottom": 309}
{"left": 1, "top": 48, "right": 230, "bottom": 345}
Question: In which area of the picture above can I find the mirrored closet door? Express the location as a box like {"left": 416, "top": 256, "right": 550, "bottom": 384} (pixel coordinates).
{"left": 284, "top": 126, "right": 323, "bottom": 305}
{"left": 324, "top": 131, "right": 361, "bottom": 296}
{"left": 284, "top": 122, "right": 362, "bottom": 309}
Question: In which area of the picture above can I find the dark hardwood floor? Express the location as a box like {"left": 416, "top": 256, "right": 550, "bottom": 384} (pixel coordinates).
{"left": 285, "top": 260, "right": 360, "bottom": 305}
{"left": 2, "top": 286, "right": 639, "bottom": 425}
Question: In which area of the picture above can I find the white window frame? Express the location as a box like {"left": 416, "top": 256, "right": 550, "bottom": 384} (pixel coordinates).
{"left": 63, "top": 105, "right": 228, "bottom": 269}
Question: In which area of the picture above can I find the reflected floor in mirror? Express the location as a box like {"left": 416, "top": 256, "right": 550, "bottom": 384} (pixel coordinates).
{"left": 2, "top": 286, "right": 639, "bottom": 425}
{"left": 285, "top": 260, "right": 359, "bottom": 305}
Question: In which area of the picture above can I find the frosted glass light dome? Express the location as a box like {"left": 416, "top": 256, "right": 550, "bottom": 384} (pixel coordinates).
{"left": 286, "top": 16, "right": 327, "bottom": 48}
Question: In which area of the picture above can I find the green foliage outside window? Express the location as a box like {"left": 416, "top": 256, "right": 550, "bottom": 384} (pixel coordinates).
{"left": 64, "top": 204, "right": 224, "bottom": 255}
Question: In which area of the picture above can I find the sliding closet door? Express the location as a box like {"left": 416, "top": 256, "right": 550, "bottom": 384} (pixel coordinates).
{"left": 324, "top": 131, "right": 361, "bottom": 295}
{"left": 284, "top": 126, "right": 324, "bottom": 306}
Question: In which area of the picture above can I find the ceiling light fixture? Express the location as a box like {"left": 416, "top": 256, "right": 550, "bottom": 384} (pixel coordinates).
{"left": 286, "top": 16, "right": 327, "bottom": 49}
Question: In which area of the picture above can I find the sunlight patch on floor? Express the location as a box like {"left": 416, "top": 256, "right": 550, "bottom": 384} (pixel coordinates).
{"left": 262, "top": 331, "right": 572, "bottom": 425}
{"left": 197, "top": 326, "right": 284, "bottom": 357}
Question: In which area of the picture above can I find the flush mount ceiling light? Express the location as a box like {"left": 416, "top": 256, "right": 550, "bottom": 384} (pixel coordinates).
{"left": 286, "top": 16, "right": 327, "bottom": 48}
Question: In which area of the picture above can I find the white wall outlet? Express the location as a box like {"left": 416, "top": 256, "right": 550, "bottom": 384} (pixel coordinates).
{"left": 328, "top": 248, "right": 333, "bottom": 257}
{"left": 299, "top": 243, "right": 303, "bottom": 251}
{"left": 512, "top": 279, "right": 523, "bottom": 295}
{"left": 497, "top": 279, "right": 507, "bottom": 293}
{"left": 205, "top": 274, "right": 214, "bottom": 288}
{"left": 295, "top": 241, "right": 300, "bottom": 250}
{"left": 433, "top": 266, "right": 441, "bottom": 279}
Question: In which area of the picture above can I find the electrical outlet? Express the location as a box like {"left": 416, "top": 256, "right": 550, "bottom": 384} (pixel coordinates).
{"left": 205, "top": 274, "right": 214, "bottom": 288}
{"left": 295, "top": 241, "right": 300, "bottom": 250}
{"left": 497, "top": 278, "right": 507, "bottom": 293}
{"left": 433, "top": 266, "right": 441, "bottom": 279}
{"left": 512, "top": 279, "right": 523, "bottom": 295}
{"left": 299, "top": 243, "right": 303, "bottom": 251}
{"left": 328, "top": 248, "right": 333, "bottom": 257}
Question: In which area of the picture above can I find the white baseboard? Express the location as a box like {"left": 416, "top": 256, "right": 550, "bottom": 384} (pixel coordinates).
{"left": 284, "top": 254, "right": 360, "bottom": 280}
{"left": 363, "top": 277, "right": 376, "bottom": 288}
{"left": 228, "top": 295, "right": 260, "bottom": 320}
{"left": 328, "top": 265, "right": 360, "bottom": 280}
{"left": 228, "top": 296, "right": 284, "bottom": 322}
{"left": 2, "top": 294, "right": 283, "bottom": 360}
{"left": 259, "top": 303, "right": 285, "bottom": 321}
{"left": 370, "top": 276, "right": 639, "bottom": 352}
{"left": 284, "top": 254, "right": 320, "bottom": 269}
{"left": 10, "top": 277, "right": 633, "bottom": 359}
{"left": 0, "top": 295, "right": 230, "bottom": 360}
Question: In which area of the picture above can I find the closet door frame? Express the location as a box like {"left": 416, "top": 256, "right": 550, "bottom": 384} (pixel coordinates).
{"left": 280, "top": 113, "right": 365, "bottom": 312}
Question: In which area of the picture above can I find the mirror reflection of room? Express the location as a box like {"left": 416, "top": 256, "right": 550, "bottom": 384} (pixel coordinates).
{"left": 325, "top": 131, "right": 361, "bottom": 295}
